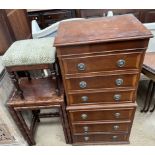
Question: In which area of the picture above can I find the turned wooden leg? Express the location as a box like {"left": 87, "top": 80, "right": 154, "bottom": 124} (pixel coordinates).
{"left": 25, "top": 71, "right": 31, "bottom": 81}
{"left": 9, "top": 71, "right": 24, "bottom": 99}
{"left": 53, "top": 62, "right": 61, "bottom": 96}
{"left": 141, "top": 80, "right": 153, "bottom": 112}
{"left": 150, "top": 82, "right": 155, "bottom": 112}
{"left": 8, "top": 106, "right": 34, "bottom": 145}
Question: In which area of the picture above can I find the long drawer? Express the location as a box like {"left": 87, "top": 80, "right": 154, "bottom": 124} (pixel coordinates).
{"left": 69, "top": 108, "right": 135, "bottom": 122}
{"left": 68, "top": 89, "right": 136, "bottom": 105}
{"left": 66, "top": 72, "right": 139, "bottom": 91}
{"left": 72, "top": 121, "right": 131, "bottom": 134}
{"left": 62, "top": 51, "right": 144, "bottom": 75}
{"left": 57, "top": 39, "right": 148, "bottom": 56}
{"left": 73, "top": 133, "right": 129, "bottom": 144}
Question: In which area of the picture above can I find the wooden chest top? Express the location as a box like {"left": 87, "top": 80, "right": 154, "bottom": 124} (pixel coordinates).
{"left": 54, "top": 14, "right": 152, "bottom": 47}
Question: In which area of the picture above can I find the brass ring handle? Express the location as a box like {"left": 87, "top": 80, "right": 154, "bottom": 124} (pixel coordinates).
{"left": 113, "top": 125, "right": 119, "bottom": 130}
{"left": 117, "top": 59, "right": 125, "bottom": 67}
{"left": 81, "top": 96, "right": 88, "bottom": 102}
{"left": 84, "top": 136, "right": 89, "bottom": 141}
{"left": 81, "top": 114, "right": 88, "bottom": 120}
{"left": 112, "top": 135, "right": 118, "bottom": 141}
{"left": 77, "top": 63, "right": 86, "bottom": 71}
{"left": 115, "top": 78, "right": 123, "bottom": 86}
{"left": 113, "top": 94, "right": 121, "bottom": 101}
{"left": 79, "top": 81, "right": 87, "bottom": 88}
{"left": 114, "top": 112, "right": 121, "bottom": 118}
{"left": 83, "top": 126, "right": 89, "bottom": 131}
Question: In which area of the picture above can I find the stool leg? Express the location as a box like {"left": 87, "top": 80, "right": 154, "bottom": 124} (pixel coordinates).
{"left": 8, "top": 106, "right": 34, "bottom": 145}
{"left": 150, "top": 82, "right": 155, "bottom": 112}
{"left": 16, "top": 110, "right": 36, "bottom": 145}
{"left": 32, "top": 110, "right": 40, "bottom": 122}
{"left": 30, "top": 110, "right": 40, "bottom": 137}
{"left": 9, "top": 71, "right": 24, "bottom": 99}
{"left": 53, "top": 62, "right": 61, "bottom": 96}
{"left": 141, "top": 80, "right": 153, "bottom": 112}
{"left": 25, "top": 71, "right": 31, "bottom": 81}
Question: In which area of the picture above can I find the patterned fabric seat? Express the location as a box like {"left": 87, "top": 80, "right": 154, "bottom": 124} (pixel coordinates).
{"left": 2, "top": 37, "right": 56, "bottom": 67}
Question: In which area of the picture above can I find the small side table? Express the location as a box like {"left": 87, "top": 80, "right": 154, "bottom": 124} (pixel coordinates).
{"left": 141, "top": 52, "right": 155, "bottom": 112}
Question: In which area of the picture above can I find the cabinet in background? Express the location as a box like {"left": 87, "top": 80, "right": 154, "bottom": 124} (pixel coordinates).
{"left": 0, "top": 9, "right": 31, "bottom": 55}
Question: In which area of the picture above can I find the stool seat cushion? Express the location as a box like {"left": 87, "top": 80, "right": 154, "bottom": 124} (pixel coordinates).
{"left": 2, "top": 37, "right": 56, "bottom": 67}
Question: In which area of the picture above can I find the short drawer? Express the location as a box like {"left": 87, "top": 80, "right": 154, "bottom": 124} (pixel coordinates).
{"left": 73, "top": 133, "right": 129, "bottom": 144}
{"left": 72, "top": 122, "right": 131, "bottom": 134}
{"left": 62, "top": 51, "right": 144, "bottom": 75}
{"left": 69, "top": 108, "right": 135, "bottom": 122}
{"left": 68, "top": 89, "right": 136, "bottom": 105}
{"left": 66, "top": 73, "right": 139, "bottom": 91}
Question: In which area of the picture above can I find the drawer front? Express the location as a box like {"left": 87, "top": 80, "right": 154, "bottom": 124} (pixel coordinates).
{"left": 57, "top": 39, "right": 148, "bottom": 56}
{"left": 72, "top": 122, "right": 130, "bottom": 134}
{"left": 73, "top": 133, "right": 128, "bottom": 143}
{"left": 62, "top": 52, "right": 143, "bottom": 75}
{"left": 68, "top": 90, "right": 135, "bottom": 105}
{"left": 69, "top": 108, "right": 135, "bottom": 122}
{"left": 66, "top": 73, "right": 139, "bottom": 91}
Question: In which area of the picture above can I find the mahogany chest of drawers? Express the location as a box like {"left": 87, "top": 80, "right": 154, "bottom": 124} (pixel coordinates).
{"left": 54, "top": 14, "right": 152, "bottom": 145}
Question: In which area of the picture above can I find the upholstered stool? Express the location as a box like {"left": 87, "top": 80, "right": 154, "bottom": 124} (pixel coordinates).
{"left": 7, "top": 77, "right": 71, "bottom": 145}
{"left": 2, "top": 37, "right": 61, "bottom": 99}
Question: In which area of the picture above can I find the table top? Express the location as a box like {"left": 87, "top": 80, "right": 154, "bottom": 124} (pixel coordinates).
{"left": 54, "top": 14, "right": 152, "bottom": 47}
{"left": 143, "top": 52, "right": 155, "bottom": 75}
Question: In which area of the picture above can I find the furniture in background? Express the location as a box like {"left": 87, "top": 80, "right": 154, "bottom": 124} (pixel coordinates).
{"left": 31, "top": 18, "right": 84, "bottom": 39}
{"left": 2, "top": 37, "right": 61, "bottom": 98}
{"left": 76, "top": 9, "right": 155, "bottom": 23}
{"left": 27, "top": 9, "right": 155, "bottom": 30}
{"left": 7, "top": 77, "right": 71, "bottom": 145}
{"left": 0, "top": 9, "right": 31, "bottom": 55}
{"left": 27, "top": 9, "right": 76, "bottom": 29}
{"left": 54, "top": 14, "right": 152, "bottom": 145}
{"left": 141, "top": 52, "right": 155, "bottom": 112}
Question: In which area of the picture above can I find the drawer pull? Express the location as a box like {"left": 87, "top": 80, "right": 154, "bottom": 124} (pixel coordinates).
{"left": 81, "top": 114, "right": 88, "bottom": 120}
{"left": 115, "top": 78, "right": 123, "bottom": 86}
{"left": 114, "top": 113, "right": 121, "bottom": 118}
{"left": 83, "top": 126, "right": 89, "bottom": 132}
{"left": 79, "top": 81, "right": 87, "bottom": 88}
{"left": 113, "top": 125, "right": 120, "bottom": 130}
{"left": 84, "top": 136, "right": 89, "bottom": 141}
{"left": 113, "top": 94, "right": 121, "bottom": 101}
{"left": 81, "top": 96, "right": 88, "bottom": 102}
{"left": 77, "top": 63, "right": 86, "bottom": 71}
{"left": 117, "top": 59, "right": 125, "bottom": 67}
{"left": 112, "top": 135, "right": 118, "bottom": 141}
